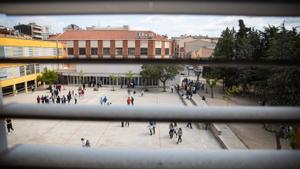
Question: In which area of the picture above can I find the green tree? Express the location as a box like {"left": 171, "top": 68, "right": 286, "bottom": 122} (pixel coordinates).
{"left": 140, "top": 64, "right": 183, "bottom": 92}
{"left": 267, "top": 24, "right": 300, "bottom": 60}
{"left": 126, "top": 70, "right": 135, "bottom": 84}
{"left": 109, "top": 74, "right": 118, "bottom": 91}
{"left": 214, "top": 27, "right": 235, "bottom": 59}
{"left": 203, "top": 66, "right": 220, "bottom": 98}
{"left": 235, "top": 19, "right": 253, "bottom": 60}
{"left": 40, "top": 67, "right": 57, "bottom": 85}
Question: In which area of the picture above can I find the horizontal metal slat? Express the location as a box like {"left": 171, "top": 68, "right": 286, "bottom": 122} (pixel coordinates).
{"left": 0, "top": 144, "right": 299, "bottom": 169}
{"left": 0, "top": 0, "right": 300, "bottom": 16}
{"left": 1, "top": 103, "right": 300, "bottom": 122}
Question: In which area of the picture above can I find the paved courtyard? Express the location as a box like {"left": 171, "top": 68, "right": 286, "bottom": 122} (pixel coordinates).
{"left": 3, "top": 85, "right": 221, "bottom": 149}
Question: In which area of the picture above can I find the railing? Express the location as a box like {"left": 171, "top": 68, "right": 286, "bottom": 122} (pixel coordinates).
{"left": 1, "top": 0, "right": 300, "bottom": 169}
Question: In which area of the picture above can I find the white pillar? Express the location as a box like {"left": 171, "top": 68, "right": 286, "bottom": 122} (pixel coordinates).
{"left": 13, "top": 84, "right": 17, "bottom": 95}
{"left": 24, "top": 81, "right": 28, "bottom": 93}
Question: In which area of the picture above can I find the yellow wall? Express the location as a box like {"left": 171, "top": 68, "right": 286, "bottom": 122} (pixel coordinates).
{"left": 0, "top": 74, "right": 39, "bottom": 88}
{"left": 0, "top": 37, "right": 65, "bottom": 48}
{"left": 0, "top": 37, "right": 67, "bottom": 59}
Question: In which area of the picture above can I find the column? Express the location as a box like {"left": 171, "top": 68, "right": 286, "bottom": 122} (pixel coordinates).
{"left": 0, "top": 87, "right": 8, "bottom": 153}
{"left": 13, "top": 84, "right": 17, "bottom": 95}
{"left": 24, "top": 81, "right": 28, "bottom": 93}
{"left": 34, "top": 79, "right": 38, "bottom": 88}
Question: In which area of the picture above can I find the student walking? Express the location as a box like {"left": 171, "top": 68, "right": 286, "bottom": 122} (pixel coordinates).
{"left": 177, "top": 128, "right": 183, "bottom": 144}
{"left": 127, "top": 96, "right": 131, "bottom": 105}
{"left": 148, "top": 122, "right": 153, "bottom": 135}
{"left": 6, "top": 119, "right": 14, "bottom": 133}
{"left": 37, "top": 96, "right": 40, "bottom": 104}
{"left": 74, "top": 93, "right": 78, "bottom": 104}
{"left": 187, "top": 122, "right": 193, "bottom": 129}
{"left": 85, "top": 140, "right": 91, "bottom": 147}
{"left": 169, "top": 123, "right": 175, "bottom": 139}
{"left": 131, "top": 96, "right": 134, "bottom": 105}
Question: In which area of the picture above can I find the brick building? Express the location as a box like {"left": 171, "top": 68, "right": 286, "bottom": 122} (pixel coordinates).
{"left": 49, "top": 29, "right": 173, "bottom": 59}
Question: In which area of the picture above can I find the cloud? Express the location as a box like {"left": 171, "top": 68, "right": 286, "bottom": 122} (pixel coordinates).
{"left": 1, "top": 14, "right": 300, "bottom": 37}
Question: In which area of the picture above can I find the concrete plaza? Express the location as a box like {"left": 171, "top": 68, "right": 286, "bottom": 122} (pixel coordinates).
{"left": 4, "top": 85, "right": 221, "bottom": 149}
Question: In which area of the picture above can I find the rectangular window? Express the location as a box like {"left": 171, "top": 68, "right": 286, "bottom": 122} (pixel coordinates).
{"left": 26, "top": 64, "right": 35, "bottom": 75}
{"left": 103, "top": 48, "right": 110, "bottom": 55}
{"left": 19, "top": 66, "right": 25, "bottom": 76}
{"left": 68, "top": 48, "right": 74, "bottom": 55}
{"left": 128, "top": 48, "right": 135, "bottom": 55}
{"left": 79, "top": 48, "right": 86, "bottom": 55}
{"left": 165, "top": 48, "right": 169, "bottom": 55}
{"left": 115, "top": 48, "right": 123, "bottom": 55}
{"left": 35, "top": 64, "right": 40, "bottom": 73}
{"left": 156, "top": 48, "right": 161, "bottom": 55}
{"left": 91, "top": 48, "right": 98, "bottom": 55}
{"left": 141, "top": 48, "right": 148, "bottom": 55}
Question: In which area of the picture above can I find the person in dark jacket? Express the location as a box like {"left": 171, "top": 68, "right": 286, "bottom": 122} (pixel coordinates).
{"left": 6, "top": 119, "right": 14, "bottom": 133}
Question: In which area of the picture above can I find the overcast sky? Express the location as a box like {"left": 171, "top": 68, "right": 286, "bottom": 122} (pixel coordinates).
{"left": 1, "top": 14, "right": 300, "bottom": 37}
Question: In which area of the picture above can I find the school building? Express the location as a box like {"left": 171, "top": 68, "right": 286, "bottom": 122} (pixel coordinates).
{"left": 0, "top": 37, "right": 67, "bottom": 95}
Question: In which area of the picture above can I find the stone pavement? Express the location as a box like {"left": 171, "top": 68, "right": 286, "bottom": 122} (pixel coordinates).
{"left": 187, "top": 92, "right": 247, "bottom": 149}
{"left": 4, "top": 85, "right": 221, "bottom": 149}
{"left": 199, "top": 84, "right": 291, "bottom": 149}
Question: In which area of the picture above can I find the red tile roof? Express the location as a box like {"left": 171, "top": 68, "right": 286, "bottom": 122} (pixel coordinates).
{"left": 48, "top": 30, "right": 167, "bottom": 41}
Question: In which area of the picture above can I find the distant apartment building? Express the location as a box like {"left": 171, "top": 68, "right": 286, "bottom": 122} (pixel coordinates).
{"left": 172, "top": 35, "right": 218, "bottom": 59}
{"left": 63, "top": 24, "right": 82, "bottom": 32}
{"left": 47, "top": 28, "right": 174, "bottom": 86}
{"left": 86, "top": 25, "right": 130, "bottom": 31}
{"left": 14, "top": 23, "right": 48, "bottom": 40}
{"left": 185, "top": 39, "right": 216, "bottom": 59}
{"left": 0, "top": 37, "right": 67, "bottom": 95}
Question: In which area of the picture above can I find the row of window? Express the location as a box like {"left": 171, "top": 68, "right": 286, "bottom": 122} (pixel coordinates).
{"left": 65, "top": 75, "right": 159, "bottom": 86}
{"left": 67, "top": 47, "right": 169, "bottom": 56}
{"left": 0, "top": 46, "right": 63, "bottom": 58}
{"left": 0, "top": 64, "right": 40, "bottom": 80}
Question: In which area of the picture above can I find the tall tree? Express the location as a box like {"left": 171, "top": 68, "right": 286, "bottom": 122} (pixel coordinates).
{"left": 213, "top": 27, "right": 235, "bottom": 59}
{"left": 235, "top": 19, "right": 252, "bottom": 60}
{"left": 140, "top": 64, "right": 183, "bottom": 92}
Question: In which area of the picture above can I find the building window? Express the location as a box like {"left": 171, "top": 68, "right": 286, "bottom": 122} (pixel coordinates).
{"left": 91, "top": 48, "right": 98, "bottom": 55}
{"left": 165, "top": 48, "right": 169, "bottom": 55}
{"left": 68, "top": 48, "right": 74, "bottom": 55}
{"left": 141, "top": 48, "right": 148, "bottom": 55}
{"left": 26, "top": 64, "right": 35, "bottom": 75}
{"left": 103, "top": 48, "right": 110, "bottom": 55}
{"left": 128, "top": 48, "right": 135, "bottom": 55}
{"left": 155, "top": 48, "right": 161, "bottom": 55}
{"left": 115, "top": 48, "right": 123, "bottom": 55}
{"left": 79, "top": 48, "right": 86, "bottom": 55}
{"left": 19, "top": 66, "right": 25, "bottom": 76}
{"left": 35, "top": 64, "right": 40, "bottom": 73}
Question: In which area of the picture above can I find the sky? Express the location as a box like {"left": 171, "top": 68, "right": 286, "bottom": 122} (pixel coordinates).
{"left": 1, "top": 14, "right": 300, "bottom": 37}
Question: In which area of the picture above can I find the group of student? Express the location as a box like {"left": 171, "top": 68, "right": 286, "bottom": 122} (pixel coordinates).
{"left": 169, "top": 122, "right": 183, "bottom": 144}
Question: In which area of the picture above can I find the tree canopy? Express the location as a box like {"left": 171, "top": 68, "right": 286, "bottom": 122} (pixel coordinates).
{"left": 140, "top": 64, "right": 183, "bottom": 92}
{"left": 210, "top": 19, "right": 300, "bottom": 105}
{"left": 39, "top": 67, "right": 58, "bottom": 85}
